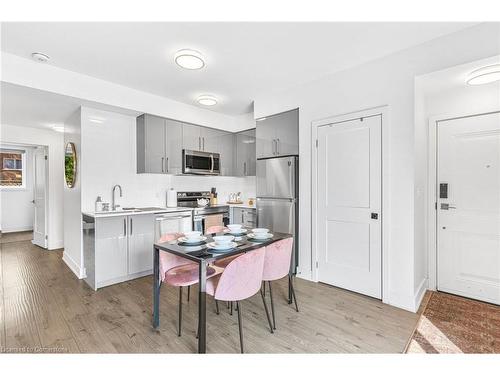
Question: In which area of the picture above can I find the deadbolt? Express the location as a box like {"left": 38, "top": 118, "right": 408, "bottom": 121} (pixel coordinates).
{"left": 371, "top": 213, "right": 378, "bottom": 220}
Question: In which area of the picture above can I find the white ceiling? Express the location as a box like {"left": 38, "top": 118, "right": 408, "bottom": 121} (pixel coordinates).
{"left": 1, "top": 82, "right": 140, "bottom": 130}
{"left": 1, "top": 22, "right": 476, "bottom": 116}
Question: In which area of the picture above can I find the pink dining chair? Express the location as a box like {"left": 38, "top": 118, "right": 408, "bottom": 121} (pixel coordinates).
{"left": 158, "top": 232, "right": 222, "bottom": 336}
{"left": 262, "top": 237, "right": 298, "bottom": 330}
{"left": 205, "top": 247, "right": 273, "bottom": 353}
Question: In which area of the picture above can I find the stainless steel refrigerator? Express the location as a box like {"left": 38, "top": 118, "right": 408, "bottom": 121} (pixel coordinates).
{"left": 256, "top": 156, "right": 298, "bottom": 274}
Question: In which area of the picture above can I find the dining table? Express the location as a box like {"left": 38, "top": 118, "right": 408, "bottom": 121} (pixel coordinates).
{"left": 152, "top": 229, "right": 293, "bottom": 353}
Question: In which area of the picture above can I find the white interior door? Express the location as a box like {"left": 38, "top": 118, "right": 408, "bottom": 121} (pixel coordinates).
{"left": 437, "top": 112, "right": 500, "bottom": 305}
{"left": 32, "top": 146, "right": 47, "bottom": 248}
{"left": 317, "top": 115, "right": 382, "bottom": 298}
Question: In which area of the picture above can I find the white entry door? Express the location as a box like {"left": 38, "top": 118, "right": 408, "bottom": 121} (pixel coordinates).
{"left": 437, "top": 112, "right": 500, "bottom": 305}
{"left": 32, "top": 146, "right": 47, "bottom": 248}
{"left": 317, "top": 115, "right": 382, "bottom": 298}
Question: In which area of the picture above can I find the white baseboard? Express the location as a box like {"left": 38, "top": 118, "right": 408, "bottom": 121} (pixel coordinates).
{"left": 62, "top": 251, "right": 84, "bottom": 279}
{"left": 2, "top": 226, "right": 33, "bottom": 233}
{"left": 414, "top": 278, "right": 429, "bottom": 312}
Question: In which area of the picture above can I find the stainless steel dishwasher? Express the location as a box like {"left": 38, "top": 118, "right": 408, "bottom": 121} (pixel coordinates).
{"left": 155, "top": 211, "right": 193, "bottom": 241}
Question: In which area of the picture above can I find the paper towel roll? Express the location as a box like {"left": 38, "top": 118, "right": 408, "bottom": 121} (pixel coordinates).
{"left": 166, "top": 188, "right": 177, "bottom": 207}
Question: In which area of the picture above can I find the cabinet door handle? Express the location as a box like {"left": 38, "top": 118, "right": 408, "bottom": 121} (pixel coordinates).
{"left": 199, "top": 136, "right": 201, "bottom": 150}
{"left": 202, "top": 137, "right": 205, "bottom": 151}
{"left": 123, "top": 218, "right": 126, "bottom": 236}
{"left": 130, "top": 217, "right": 133, "bottom": 235}
{"left": 166, "top": 157, "right": 169, "bottom": 173}
{"left": 276, "top": 138, "right": 280, "bottom": 155}
{"left": 272, "top": 139, "right": 275, "bottom": 155}
{"left": 243, "top": 161, "right": 246, "bottom": 176}
{"left": 161, "top": 157, "right": 164, "bottom": 173}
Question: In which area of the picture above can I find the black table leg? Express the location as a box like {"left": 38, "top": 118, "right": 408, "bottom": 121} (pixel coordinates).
{"left": 153, "top": 246, "right": 160, "bottom": 328}
{"left": 288, "top": 272, "right": 293, "bottom": 304}
{"left": 198, "top": 259, "right": 207, "bottom": 353}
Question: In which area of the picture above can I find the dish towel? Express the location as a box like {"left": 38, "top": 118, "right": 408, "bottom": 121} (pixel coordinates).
{"left": 204, "top": 214, "right": 223, "bottom": 233}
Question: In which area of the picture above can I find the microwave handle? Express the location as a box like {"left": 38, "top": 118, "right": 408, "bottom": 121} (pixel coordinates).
{"left": 210, "top": 154, "right": 214, "bottom": 172}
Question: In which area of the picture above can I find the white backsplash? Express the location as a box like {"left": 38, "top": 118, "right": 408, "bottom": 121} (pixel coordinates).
{"left": 169, "top": 175, "right": 256, "bottom": 205}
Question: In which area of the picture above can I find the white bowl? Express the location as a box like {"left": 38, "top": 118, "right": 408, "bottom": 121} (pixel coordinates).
{"left": 184, "top": 231, "right": 202, "bottom": 239}
{"left": 213, "top": 235, "right": 234, "bottom": 245}
{"left": 226, "top": 224, "right": 243, "bottom": 232}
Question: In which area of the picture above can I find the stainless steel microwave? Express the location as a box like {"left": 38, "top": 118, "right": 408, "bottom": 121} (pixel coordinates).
{"left": 182, "top": 149, "right": 220, "bottom": 175}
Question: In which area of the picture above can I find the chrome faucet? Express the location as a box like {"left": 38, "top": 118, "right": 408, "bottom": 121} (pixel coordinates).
{"left": 112, "top": 184, "right": 122, "bottom": 211}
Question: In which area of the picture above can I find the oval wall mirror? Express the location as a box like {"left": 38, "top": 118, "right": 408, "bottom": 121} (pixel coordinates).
{"left": 65, "top": 142, "right": 77, "bottom": 188}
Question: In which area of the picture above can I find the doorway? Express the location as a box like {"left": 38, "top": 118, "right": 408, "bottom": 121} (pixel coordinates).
{"left": 0, "top": 143, "right": 48, "bottom": 248}
{"left": 435, "top": 112, "right": 500, "bottom": 305}
{"left": 313, "top": 110, "right": 383, "bottom": 299}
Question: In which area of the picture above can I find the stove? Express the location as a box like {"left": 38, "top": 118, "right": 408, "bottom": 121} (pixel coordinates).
{"left": 176, "top": 191, "right": 230, "bottom": 232}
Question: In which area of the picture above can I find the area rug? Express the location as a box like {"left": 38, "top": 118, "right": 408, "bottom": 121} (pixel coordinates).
{"left": 405, "top": 291, "right": 500, "bottom": 353}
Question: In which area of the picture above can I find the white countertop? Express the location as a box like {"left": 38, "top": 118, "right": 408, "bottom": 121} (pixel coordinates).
{"left": 227, "top": 203, "right": 256, "bottom": 209}
{"left": 82, "top": 206, "right": 193, "bottom": 218}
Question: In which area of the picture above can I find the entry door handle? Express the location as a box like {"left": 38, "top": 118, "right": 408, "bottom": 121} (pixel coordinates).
{"left": 440, "top": 203, "right": 457, "bottom": 210}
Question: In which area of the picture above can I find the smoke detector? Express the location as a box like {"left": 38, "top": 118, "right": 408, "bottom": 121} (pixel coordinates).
{"left": 31, "top": 52, "right": 50, "bottom": 63}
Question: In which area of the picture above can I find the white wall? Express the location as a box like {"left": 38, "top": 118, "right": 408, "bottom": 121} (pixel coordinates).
{"left": 0, "top": 124, "right": 64, "bottom": 249}
{"left": 253, "top": 23, "right": 500, "bottom": 312}
{"left": 0, "top": 146, "right": 35, "bottom": 232}
{"left": 62, "top": 108, "right": 84, "bottom": 277}
{"left": 1, "top": 52, "right": 253, "bottom": 133}
{"left": 413, "top": 68, "right": 500, "bottom": 300}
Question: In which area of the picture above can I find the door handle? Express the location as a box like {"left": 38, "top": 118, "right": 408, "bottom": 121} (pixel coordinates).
{"left": 243, "top": 161, "right": 247, "bottom": 176}
{"left": 123, "top": 218, "right": 127, "bottom": 236}
{"left": 130, "top": 217, "right": 133, "bottom": 235}
{"left": 440, "top": 203, "right": 457, "bottom": 210}
{"left": 203, "top": 137, "right": 205, "bottom": 151}
{"left": 371, "top": 213, "right": 379, "bottom": 220}
{"left": 276, "top": 138, "right": 280, "bottom": 155}
{"left": 166, "top": 157, "right": 169, "bottom": 173}
{"left": 161, "top": 157, "right": 165, "bottom": 173}
{"left": 199, "top": 136, "right": 201, "bottom": 150}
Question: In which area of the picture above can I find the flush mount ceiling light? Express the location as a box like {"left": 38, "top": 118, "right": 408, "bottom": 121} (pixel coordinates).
{"left": 52, "top": 125, "right": 64, "bottom": 133}
{"left": 197, "top": 95, "right": 218, "bottom": 106}
{"left": 31, "top": 52, "right": 50, "bottom": 63}
{"left": 467, "top": 64, "right": 500, "bottom": 85}
{"left": 174, "top": 49, "right": 205, "bottom": 70}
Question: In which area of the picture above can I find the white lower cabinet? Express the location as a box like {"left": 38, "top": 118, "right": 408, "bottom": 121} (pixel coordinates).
{"left": 93, "top": 214, "right": 155, "bottom": 289}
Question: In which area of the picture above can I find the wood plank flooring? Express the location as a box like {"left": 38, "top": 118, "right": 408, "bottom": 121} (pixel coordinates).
{"left": 0, "top": 232, "right": 418, "bottom": 353}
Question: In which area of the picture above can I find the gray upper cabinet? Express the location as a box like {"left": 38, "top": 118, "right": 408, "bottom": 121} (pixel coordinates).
{"left": 165, "top": 119, "right": 183, "bottom": 174}
{"left": 137, "top": 114, "right": 165, "bottom": 174}
{"left": 219, "top": 132, "right": 235, "bottom": 176}
{"left": 235, "top": 129, "right": 256, "bottom": 176}
{"left": 182, "top": 123, "right": 202, "bottom": 151}
{"left": 256, "top": 109, "right": 299, "bottom": 159}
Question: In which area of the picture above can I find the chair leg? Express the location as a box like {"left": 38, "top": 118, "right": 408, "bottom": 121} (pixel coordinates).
{"left": 289, "top": 274, "right": 299, "bottom": 312}
{"left": 215, "top": 299, "right": 220, "bottom": 315}
{"left": 236, "top": 301, "right": 244, "bottom": 353}
{"left": 230, "top": 301, "right": 233, "bottom": 315}
{"left": 226, "top": 301, "right": 230, "bottom": 309}
{"left": 187, "top": 285, "right": 190, "bottom": 302}
{"left": 268, "top": 281, "right": 276, "bottom": 330}
{"left": 260, "top": 288, "right": 274, "bottom": 333}
{"left": 178, "top": 286, "right": 183, "bottom": 337}
{"left": 262, "top": 281, "right": 266, "bottom": 295}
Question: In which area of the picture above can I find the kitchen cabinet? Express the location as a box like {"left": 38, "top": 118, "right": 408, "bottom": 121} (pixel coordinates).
{"left": 201, "top": 127, "right": 224, "bottom": 153}
{"left": 84, "top": 213, "right": 155, "bottom": 290}
{"left": 235, "top": 129, "right": 256, "bottom": 176}
{"left": 219, "top": 132, "right": 235, "bottom": 176}
{"left": 231, "top": 207, "right": 257, "bottom": 228}
{"left": 137, "top": 114, "right": 183, "bottom": 174}
{"left": 165, "top": 119, "right": 183, "bottom": 174}
{"left": 128, "top": 214, "right": 155, "bottom": 274}
{"left": 256, "top": 109, "right": 299, "bottom": 158}
{"left": 182, "top": 123, "right": 202, "bottom": 151}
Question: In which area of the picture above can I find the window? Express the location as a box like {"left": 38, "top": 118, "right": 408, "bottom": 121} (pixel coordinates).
{"left": 0, "top": 149, "right": 26, "bottom": 189}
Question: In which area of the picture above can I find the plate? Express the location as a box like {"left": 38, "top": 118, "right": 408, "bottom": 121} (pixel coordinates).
{"left": 247, "top": 233, "right": 274, "bottom": 241}
{"left": 178, "top": 236, "right": 207, "bottom": 243}
{"left": 206, "top": 241, "right": 237, "bottom": 252}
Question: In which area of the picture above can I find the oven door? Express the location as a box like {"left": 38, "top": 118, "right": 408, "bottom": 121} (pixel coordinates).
{"left": 193, "top": 212, "right": 230, "bottom": 233}
{"left": 183, "top": 149, "right": 220, "bottom": 175}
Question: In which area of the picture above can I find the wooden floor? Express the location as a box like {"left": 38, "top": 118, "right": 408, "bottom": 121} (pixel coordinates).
{"left": 0, "top": 232, "right": 418, "bottom": 353}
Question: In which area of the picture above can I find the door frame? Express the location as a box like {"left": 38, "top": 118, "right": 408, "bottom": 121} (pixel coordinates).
{"left": 427, "top": 110, "right": 500, "bottom": 291}
{"left": 311, "top": 105, "right": 389, "bottom": 303}
{"left": 1, "top": 141, "right": 49, "bottom": 246}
